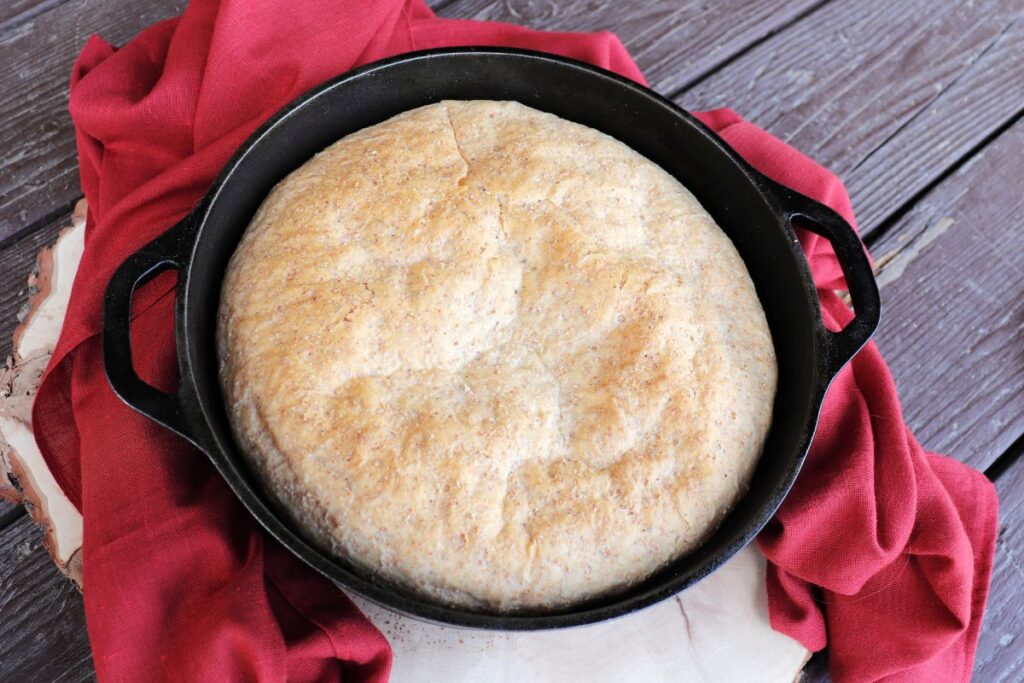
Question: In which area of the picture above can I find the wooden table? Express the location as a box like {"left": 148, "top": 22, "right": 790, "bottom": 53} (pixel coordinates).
{"left": 1, "top": 1, "right": 1022, "bottom": 680}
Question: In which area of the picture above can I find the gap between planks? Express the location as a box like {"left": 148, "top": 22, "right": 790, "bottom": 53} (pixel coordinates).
{"left": 986, "top": 432, "right": 1024, "bottom": 483}
{"left": 679, "top": 0, "right": 1024, "bottom": 240}
{"left": 0, "top": 503, "right": 25, "bottom": 533}
{"left": 0, "top": 0, "right": 71, "bottom": 36}
{"left": 868, "top": 115, "right": 1024, "bottom": 471}
{"left": 0, "top": 515, "right": 92, "bottom": 682}
{"left": 660, "top": 0, "right": 835, "bottom": 101}
{"left": 866, "top": 106, "right": 1024, "bottom": 251}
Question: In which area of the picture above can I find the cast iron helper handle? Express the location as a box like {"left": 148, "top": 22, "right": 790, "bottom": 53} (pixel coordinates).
{"left": 102, "top": 215, "right": 197, "bottom": 443}
{"left": 773, "top": 182, "right": 881, "bottom": 379}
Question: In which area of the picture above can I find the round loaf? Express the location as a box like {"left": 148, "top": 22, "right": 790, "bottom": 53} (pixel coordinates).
{"left": 217, "top": 100, "right": 777, "bottom": 610}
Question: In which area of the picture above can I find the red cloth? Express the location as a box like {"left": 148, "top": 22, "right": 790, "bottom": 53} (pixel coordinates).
{"left": 698, "top": 110, "right": 999, "bottom": 682}
{"left": 32, "top": 1, "right": 996, "bottom": 681}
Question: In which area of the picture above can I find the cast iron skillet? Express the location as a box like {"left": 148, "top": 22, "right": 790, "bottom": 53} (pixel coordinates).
{"left": 102, "top": 47, "right": 880, "bottom": 630}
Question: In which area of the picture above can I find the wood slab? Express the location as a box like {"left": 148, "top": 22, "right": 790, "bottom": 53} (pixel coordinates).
{"left": 0, "top": 213, "right": 69, "bottom": 362}
{"left": 0, "top": 202, "right": 86, "bottom": 583}
{"left": 0, "top": 210, "right": 66, "bottom": 520}
{"left": 352, "top": 545, "right": 809, "bottom": 682}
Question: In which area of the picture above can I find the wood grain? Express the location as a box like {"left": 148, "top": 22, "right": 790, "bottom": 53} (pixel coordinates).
{"left": 849, "top": 16, "right": 1024, "bottom": 234}
{"left": 975, "top": 453, "right": 1024, "bottom": 682}
{"left": 0, "top": 0, "right": 68, "bottom": 32}
{"left": 0, "top": 0, "right": 184, "bottom": 246}
{"left": 438, "top": 0, "right": 824, "bottom": 95}
{"left": 0, "top": 514, "right": 92, "bottom": 682}
{"left": 870, "top": 117, "right": 1024, "bottom": 471}
{"left": 0, "top": 209, "right": 85, "bottom": 675}
{"left": 681, "top": 0, "right": 1024, "bottom": 237}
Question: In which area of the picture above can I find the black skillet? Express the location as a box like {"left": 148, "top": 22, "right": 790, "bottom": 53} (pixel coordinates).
{"left": 102, "top": 47, "right": 880, "bottom": 630}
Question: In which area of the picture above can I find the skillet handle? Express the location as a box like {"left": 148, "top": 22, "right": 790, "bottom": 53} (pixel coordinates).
{"left": 103, "top": 215, "right": 198, "bottom": 443}
{"left": 774, "top": 184, "right": 881, "bottom": 379}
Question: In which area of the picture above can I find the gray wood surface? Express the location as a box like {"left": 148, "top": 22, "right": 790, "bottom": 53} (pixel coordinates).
{"left": 871, "top": 117, "right": 1024, "bottom": 471}
{"left": 0, "top": 512, "right": 93, "bottom": 682}
{"left": 0, "top": 0, "right": 68, "bottom": 30}
{"left": 0, "top": 0, "right": 1021, "bottom": 681}
{"left": 975, "top": 451, "right": 1024, "bottom": 682}
{"left": 0, "top": 212, "right": 67, "bottom": 523}
{"left": 0, "top": 0, "right": 828, "bottom": 249}
{"left": 0, "top": 0, "right": 185, "bottom": 246}
{"left": 680, "top": 0, "right": 1024, "bottom": 238}
{"left": 438, "top": 0, "right": 824, "bottom": 94}
{"left": 847, "top": 16, "right": 1024, "bottom": 236}
{"left": 764, "top": 118, "right": 1024, "bottom": 683}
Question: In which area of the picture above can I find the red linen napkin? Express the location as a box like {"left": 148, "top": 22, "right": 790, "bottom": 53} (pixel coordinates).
{"left": 697, "top": 110, "right": 999, "bottom": 681}
{"left": 31, "top": 0, "right": 996, "bottom": 680}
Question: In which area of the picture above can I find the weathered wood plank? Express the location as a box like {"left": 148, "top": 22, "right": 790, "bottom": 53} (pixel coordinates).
{"left": 0, "top": 0, "right": 452, "bottom": 38}
{"left": 849, "top": 16, "right": 1024, "bottom": 233}
{"left": 870, "top": 117, "right": 1024, "bottom": 471}
{"left": 438, "top": 0, "right": 823, "bottom": 95}
{"left": 0, "top": 514, "right": 92, "bottom": 682}
{"left": 0, "top": 0, "right": 69, "bottom": 33}
{"left": 975, "top": 452, "right": 1024, "bottom": 682}
{"left": 681, "top": 0, "right": 1024, "bottom": 237}
{"left": 0, "top": 0, "right": 184, "bottom": 246}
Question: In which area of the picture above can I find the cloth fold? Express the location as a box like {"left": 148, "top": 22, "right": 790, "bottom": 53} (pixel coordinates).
{"left": 700, "top": 109, "right": 998, "bottom": 681}
{"left": 33, "top": 0, "right": 996, "bottom": 680}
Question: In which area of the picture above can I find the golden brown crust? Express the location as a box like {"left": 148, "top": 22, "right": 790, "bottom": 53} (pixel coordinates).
{"left": 218, "top": 101, "right": 776, "bottom": 609}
